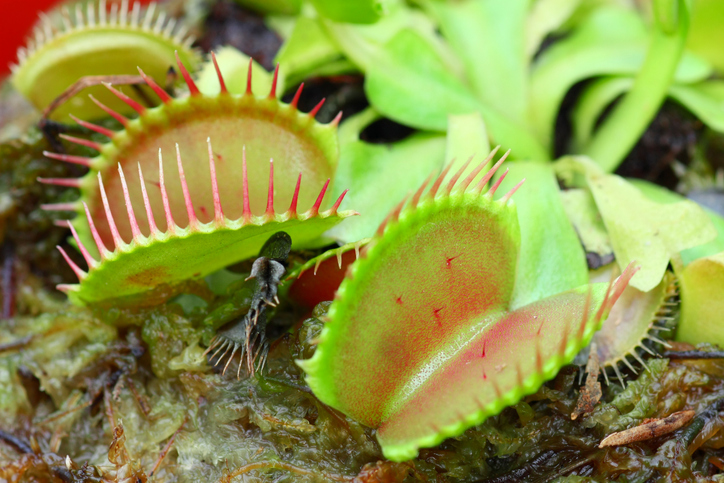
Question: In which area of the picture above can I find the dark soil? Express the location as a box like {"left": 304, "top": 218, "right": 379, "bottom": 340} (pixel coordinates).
{"left": 554, "top": 84, "right": 704, "bottom": 190}
{"left": 0, "top": 130, "right": 88, "bottom": 295}
{"left": 360, "top": 118, "right": 415, "bottom": 144}
{"left": 197, "top": 0, "right": 283, "bottom": 71}
{"left": 553, "top": 80, "right": 588, "bottom": 160}
{"left": 615, "top": 102, "right": 704, "bottom": 190}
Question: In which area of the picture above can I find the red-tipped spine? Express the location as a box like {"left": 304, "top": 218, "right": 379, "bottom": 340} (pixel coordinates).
{"left": 158, "top": 149, "right": 176, "bottom": 234}
{"left": 486, "top": 169, "right": 509, "bottom": 198}
{"left": 426, "top": 163, "right": 454, "bottom": 201}
{"left": 245, "top": 58, "right": 253, "bottom": 95}
{"left": 98, "top": 173, "right": 125, "bottom": 250}
{"left": 603, "top": 263, "right": 639, "bottom": 316}
{"left": 57, "top": 246, "right": 87, "bottom": 280}
{"left": 137, "top": 66, "right": 172, "bottom": 103}
{"left": 265, "top": 159, "right": 274, "bottom": 218}
{"left": 308, "top": 179, "right": 330, "bottom": 217}
{"left": 37, "top": 177, "right": 82, "bottom": 188}
{"left": 117, "top": 164, "right": 142, "bottom": 239}
{"left": 58, "top": 134, "right": 102, "bottom": 151}
{"left": 288, "top": 173, "right": 302, "bottom": 218}
{"left": 308, "top": 98, "right": 326, "bottom": 119}
{"left": 241, "top": 146, "right": 251, "bottom": 222}
{"left": 577, "top": 288, "right": 593, "bottom": 341}
{"left": 137, "top": 163, "right": 158, "bottom": 235}
{"left": 290, "top": 83, "right": 304, "bottom": 109}
{"left": 329, "top": 189, "right": 348, "bottom": 215}
{"left": 41, "top": 202, "right": 77, "bottom": 211}
{"left": 70, "top": 115, "right": 116, "bottom": 138}
{"left": 83, "top": 202, "right": 110, "bottom": 259}
{"left": 377, "top": 195, "right": 409, "bottom": 237}
{"left": 501, "top": 178, "right": 525, "bottom": 203}
{"left": 269, "top": 64, "right": 279, "bottom": 98}
{"left": 410, "top": 173, "right": 435, "bottom": 209}
{"left": 68, "top": 221, "right": 98, "bottom": 270}
{"left": 175, "top": 144, "right": 198, "bottom": 229}
{"left": 459, "top": 146, "right": 501, "bottom": 193}
{"left": 211, "top": 51, "right": 227, "bottom": 94}
{"left": 103, "top": 83, "right": 145, "bottom": 115}
{"left": 206, "top": 138, "right": 224, "bottom": 224}
{"left": 175, "top": 51, "right": 200, "bottom": 96}
{"left": 330, "top": 111, "right": 343, "bottom": 127}
{"left": 445, "top": 156, "right": 474, "bottom": 195}
{"left": 43, "top": 151, "right": 94, "bottom": 167}
{"left": 89, "top": 95, "right": 128, "bottom": 126}
{"left": 472, "top": 149, "right": 509, "bottom": 194}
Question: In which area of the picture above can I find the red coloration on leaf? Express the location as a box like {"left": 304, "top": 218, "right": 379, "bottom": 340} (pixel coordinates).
{"left": 289, "top": 249, "right": 358, "bottom": 309}
{"left": 46, "top": 54, "right": 338, "bottom": 250}
{"left": 302, "top": 152, "right": 637, "bottom": 461}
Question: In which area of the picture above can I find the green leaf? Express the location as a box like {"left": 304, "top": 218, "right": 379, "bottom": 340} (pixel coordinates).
{"left": 560, "top": 188, "right": 613, "bottom": 256}
{"left": 669, "top": 81, "right": 724, "bottom": 133}
{"left": 326, "top": 111, "right": 446, "bottom": 243}
{"left": 274, "top": 16, "right": 347, "bottom": 87}
{"left": 363, "top": 28, "right": 548, "bottom": 159}
{"left": 425, "top": 0, "right": 530, "bottom": 124}
{"left": 583, "top": 0, "right": 691, "bottom": 171}
{"left": 572, "top": 76, "right": 633, "bottom": 150}
{"left": 628, "top": 179, "right": 724, "bottom": 347}
{"left": 676, "top": 251, "right": 724, "bottom": 346}
{"left": 525, "top": 0, "right": 582, "bottom": 58}
{"left": 301, "top": 156, "right": 635, "bottom": 460}
{"left": 588, "top": 173, "right": 716, "bottom": 291}
{"left": 364, "top": 28, "right": 480, "bottom": 131}
{"left": 529, "top": 4, "right": 710, "bottom": 150}
{"left": 687, "top": 0, "right": 724, "bottom": 73}
{"left": 232, "top": 0, "right": 301, "bottom": 15}
{"left": 443, "top": 112, "right": 491, "bottom": 186}
{"left": 497, "top": 162, "right": 588, "bottom": 308}
{"left": 573, "top": 77, "right": 724, "bottom": 151}
{"left": 196, "top": 47, "right": 276, "bottom": 96}
{"left": 628, "top": 179, "right": 724, "bottom": 265}
{"left": 311, "top": 0, "right": 394, "bottom": 24}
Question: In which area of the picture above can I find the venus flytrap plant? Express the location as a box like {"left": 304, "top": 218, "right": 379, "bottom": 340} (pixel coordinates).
{"left": 297, "top": 0, "right": 717, "bottom": 173}
{"left": 589, "top": 270, "right": 678, "bottom": 387}
{"left": 626, "top": 180, "right": 724, "bottom": 348}
{"left": 48, "top": 55, "right": 356, "bottom": 306}
{"left": 329, "top": 111, "right": 505, "bottom": 244}
{"left": 299, "top": 152, "right": 638, "bottom": 461}
{"left": 42, "top": 54, "right": 341, "bottom": 257}
{"left": 11, "top": 0, "right": 200, "bottom": 120}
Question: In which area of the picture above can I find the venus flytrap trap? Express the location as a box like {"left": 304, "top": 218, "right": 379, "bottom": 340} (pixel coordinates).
{"left": 41, "top": 54, "right": 342, "bottom": 255}
{"left": 299, "top": 152, "right": 638, "bottom": 461}
{"left": 48, "top": 56, "right": 355, "bottom": 306}
{"left": 11, "top": 0, "right": 200, "bottom": 121}
{"left": 626, "top": 180, "right": 724, "bottom": 348}
{"left": 589, "top": 269, "right": 678, "bottom": 387}
{"left": 285, "top": 237, "right": 370, "bottom": 310}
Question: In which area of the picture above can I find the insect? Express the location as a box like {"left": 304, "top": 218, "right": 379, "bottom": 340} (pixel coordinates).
{"left": 205, "top": 231, "right": 292, "bottom": 377}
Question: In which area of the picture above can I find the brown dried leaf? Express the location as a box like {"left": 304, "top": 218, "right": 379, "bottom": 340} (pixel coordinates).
{"left": 571, "top": 344, "right": 602, "bottom": 420}
{"left": 599, "top": 410, "right": 696, "bottom": 447}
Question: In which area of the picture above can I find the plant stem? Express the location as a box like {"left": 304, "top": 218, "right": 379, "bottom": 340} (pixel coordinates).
{"left": 583, "top": 0, "right": 689, "bottom": 172}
